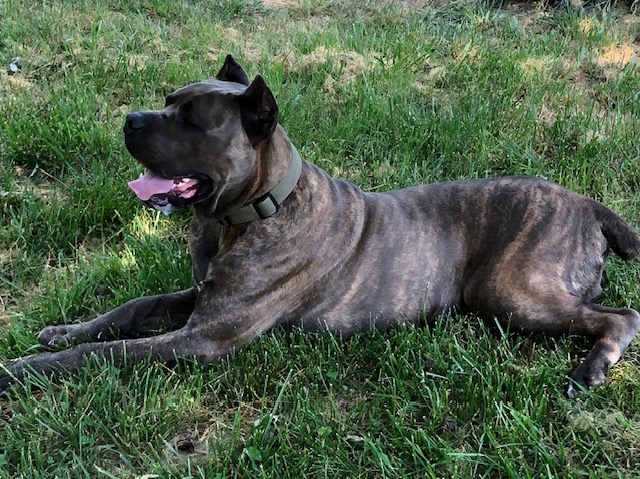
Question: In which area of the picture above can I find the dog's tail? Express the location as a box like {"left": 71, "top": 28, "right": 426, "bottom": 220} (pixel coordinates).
{"left": 594, "top": 200, "right": 640, "bottom": 261}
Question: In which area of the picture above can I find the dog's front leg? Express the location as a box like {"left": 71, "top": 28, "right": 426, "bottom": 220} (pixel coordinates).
{"left": 0, "top": 328, "right": 205, "bottom": 393}
{"left": 36, "top": 289, "right": 197, "bottom": 348}
{"left": 0, "top": 308, "right": 276, "bottom": 394}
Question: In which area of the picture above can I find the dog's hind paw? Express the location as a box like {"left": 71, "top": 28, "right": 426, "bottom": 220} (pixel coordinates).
{"left": 566, "top": 359, "right": 609, "bottom": 398}
{"left": 566, "top": 381, "right": 586, "bottom": 399}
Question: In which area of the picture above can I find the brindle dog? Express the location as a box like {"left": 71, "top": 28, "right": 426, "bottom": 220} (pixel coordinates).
{"left": 1, "top": 55, "right": 639, "bottom": 398}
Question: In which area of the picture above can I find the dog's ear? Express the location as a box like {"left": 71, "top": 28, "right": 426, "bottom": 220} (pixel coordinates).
{"left": 216, "top": 55, "right": 250, "bottom": 86}
{"left": 237, "top": 75, "right": 279, "bottom": 147}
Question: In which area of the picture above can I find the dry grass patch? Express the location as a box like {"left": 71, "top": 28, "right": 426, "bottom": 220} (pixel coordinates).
{"left": 262, "top": 0, "right": 300, "bottom": 7}
{"left": 597, "top": 44, "right": 639, "bottom": 67}
{"left": 0, "top": 71, "right": 35, "bottom": 93}
{"left": 520, "top": 55, "right": 556, "bottom": 75}
{"left": 285, "top": 46, "right": 373, "bottom": 78}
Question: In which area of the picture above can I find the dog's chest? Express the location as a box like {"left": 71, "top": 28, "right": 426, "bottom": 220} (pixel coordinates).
{"left": 189, "top": 219, "right": 223, "bottom": 287}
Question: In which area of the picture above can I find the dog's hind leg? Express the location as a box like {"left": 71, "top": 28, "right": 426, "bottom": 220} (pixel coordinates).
{"left": 564, "top": 303, "right": 640, "bottom": 397}
{"left": 499, "top": 298, "right": 638, "bottom": 396}
{"left": 36, "top": 289, "right": 197, "bottom": 348}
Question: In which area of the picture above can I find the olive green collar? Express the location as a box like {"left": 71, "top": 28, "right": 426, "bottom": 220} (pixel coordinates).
{"left": 218, "top": 145, "right": 302, "bottom": 226}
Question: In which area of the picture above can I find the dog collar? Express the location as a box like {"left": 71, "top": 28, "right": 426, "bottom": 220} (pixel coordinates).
{"left": 219, "top": 145, "right": 302, "bottom": 226}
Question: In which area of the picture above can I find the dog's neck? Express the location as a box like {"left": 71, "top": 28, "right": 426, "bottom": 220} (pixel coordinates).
{"left": 217, "top": 128, "right": 302, "bottom": 226}
{"left": 249, "top": 127, "right": 293, "bottom": 200}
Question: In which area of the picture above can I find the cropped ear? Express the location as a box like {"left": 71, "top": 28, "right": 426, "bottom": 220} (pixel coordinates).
{"left": 215, "top": 54, "right": 250, "bottom": 86}
{"left": 237, "top": 75, "right": 279, "bottom": 147}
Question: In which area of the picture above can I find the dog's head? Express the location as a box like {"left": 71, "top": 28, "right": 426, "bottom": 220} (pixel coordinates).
{"left": 124, "top": 55, "right": 280, "bottom": 215}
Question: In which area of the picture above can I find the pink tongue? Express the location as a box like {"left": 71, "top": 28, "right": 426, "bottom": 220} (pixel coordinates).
{"left": 128, "top": 171, "right": 175, "bottom": 201}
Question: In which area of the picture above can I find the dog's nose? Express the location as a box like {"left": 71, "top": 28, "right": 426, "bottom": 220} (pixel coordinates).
{"left": 125, "top": 112, "right": 147, "bottom": 131}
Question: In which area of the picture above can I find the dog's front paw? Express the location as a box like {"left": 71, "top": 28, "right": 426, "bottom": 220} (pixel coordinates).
{"left": 566, "top": 359, "right": 609, "bottom": 399}
{"left": 37, "top": 325, "right": 77, "bottom": 348}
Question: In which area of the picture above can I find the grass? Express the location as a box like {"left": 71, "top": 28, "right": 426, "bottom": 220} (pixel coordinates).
{"left": 2, "top": 0, "right": 640, "bottom": 476}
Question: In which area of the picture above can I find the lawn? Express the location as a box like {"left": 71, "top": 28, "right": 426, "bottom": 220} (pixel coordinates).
{"left": 1, "top": 0, "right": 640, "bottom": 477}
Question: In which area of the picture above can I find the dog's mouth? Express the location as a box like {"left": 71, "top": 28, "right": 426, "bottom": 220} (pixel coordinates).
{"left": 128, "top": 171, "right": 211, "bottom": 215}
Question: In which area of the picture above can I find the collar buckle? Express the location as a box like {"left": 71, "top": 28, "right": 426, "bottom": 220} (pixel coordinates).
{"left": 253, "top": 192, "right": 278, "bottom": 219}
